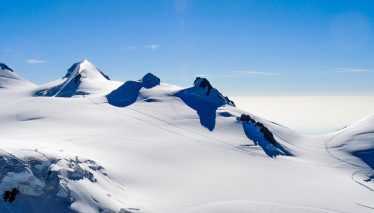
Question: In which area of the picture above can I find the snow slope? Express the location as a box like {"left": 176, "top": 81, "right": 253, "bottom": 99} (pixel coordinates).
{"left": 0, "top": 64, "right": 373, "bottom": 212}
{"left": 0, "top": 63, "right": 36, "bottom": 89}
{"left": 325, "top": 114, "right": 374, "bottom": 185}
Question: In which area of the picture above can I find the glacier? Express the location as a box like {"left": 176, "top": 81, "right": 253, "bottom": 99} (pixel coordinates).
{"left": 0, "top": 60, "right": 373, "bottom": 213}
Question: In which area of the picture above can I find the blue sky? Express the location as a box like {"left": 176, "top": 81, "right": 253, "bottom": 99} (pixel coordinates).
{"left": 1, "top": 0, "right": 373, "bottom": 95}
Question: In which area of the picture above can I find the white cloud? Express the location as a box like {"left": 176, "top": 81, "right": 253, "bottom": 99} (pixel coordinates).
{"left": 143, "top": 44, "right": 160, "bottom": 50}
{"left": 234, "top": 70, "right": 281, "bottom": 76}
{"left": 126, "top": 44, "right": 161, "bottom": 51}
{"left": 192, "top": 74, "right": 209, "bottom": 77}
{"left": 127, "top": 46, "right": 139, "bottom": 51}
{"left": 335, "top": 68, "right": 373, "bottom": 73}
{"left": 25, "top": 59, "right": 48, "bottom": 64}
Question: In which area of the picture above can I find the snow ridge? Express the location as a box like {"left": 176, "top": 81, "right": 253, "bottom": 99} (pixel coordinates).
{"left": 0, "top": 60, "right": 373, "bottom": 213}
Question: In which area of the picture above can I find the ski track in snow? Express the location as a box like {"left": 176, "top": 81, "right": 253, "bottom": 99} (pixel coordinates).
{"left": 324, "top": 130, "right": 374, "bottom": 192}
{"left": 89, "top": 96, "right": 267, "bottom": 158}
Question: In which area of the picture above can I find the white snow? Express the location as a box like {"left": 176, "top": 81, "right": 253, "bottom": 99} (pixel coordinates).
{"left": 0, "top": 61, "right": 373, "bottom": 212}
{"left": 34, "top": 60, "right": 122, "bottom": 97}
{"left": 0, "top": 63, "right": 36, "bottom": 89}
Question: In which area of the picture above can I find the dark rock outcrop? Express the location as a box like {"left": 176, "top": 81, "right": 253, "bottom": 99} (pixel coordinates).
{"left": 240, "top": 114, "right": 255, "bottom": 123}
{"left": 107, "top": 80, "right": 142, "bottom": 107}
{"left": 176, "top": 77, "right": 236, "bottom": 131}
{"left": 107, "top": 73, "right": 161, "bottom": 107}
{"left": 141, "top": 73, "right": 160, "bottom": 89}
{"left": 3, "top": 188, "right": 19, "bottom": 203}
{"left": 260, "top": 126, "right": 279, "bottom": 146}
{"left": 194, "top": 77, "right": 213, "bottom": 96}
{"left": 0, "top": 62, "right": 14, "bottom": 72}
{"left": 240, "top": 114, "right": 290, "bottom": 157}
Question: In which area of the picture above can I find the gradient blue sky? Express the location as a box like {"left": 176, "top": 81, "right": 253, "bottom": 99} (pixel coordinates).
{"left": 1, "top": 0, "right": 373, "bottom": 95}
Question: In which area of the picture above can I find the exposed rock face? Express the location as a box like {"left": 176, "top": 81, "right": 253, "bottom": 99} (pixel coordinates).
{"left": 240, "top": 114, "right": 255, "bottom": 123}
{"left": 107, "top": 80, "right": 143, "bottom": 107}
{"left": 174, "top": 77, "right": 236, "bottom": 131}
{"left": 0, "top": 63, "right": 14, "bottom": 72}
{"left": 191, "top": 77, "right": 236, "bottom": 107}
{"left": 192, "top": 77, "right": 235, "bottom": 107}
{"left": 141, "top": 73, "right": 160, "bottom": 89}
{"left": 3, "top": 188, "right": 19, "bottom": 203}
{"left": 260, "top": 125, "right": 279, "bottom": 146}
{"left": 194, "top": 77, "right": 213, "bottom": 96}
{"left": 107, "top": 73, "right": 161, "bottom": 107}
{"left": 239, "top": 113, "right": 289, "bottom": 157}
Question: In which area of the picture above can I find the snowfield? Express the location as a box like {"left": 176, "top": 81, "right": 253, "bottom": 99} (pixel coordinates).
{"left": 0, "top": 60, "right": 373, "bottom": 213}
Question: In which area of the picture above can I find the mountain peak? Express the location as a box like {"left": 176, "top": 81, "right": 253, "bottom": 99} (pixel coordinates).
{"left": 35, "top": 60, "right": 114, "bottom": 97}
{"left": 64, "top": 60, "right": 110, "bottom": 80}
{"left": 81, "top": 59, "right": 90, "bottom": 63}
{"left": 140, "top": 73, "right": 160, "bottom": 89}
{"left": 193, "top": 77, "right": 212, "bottom": 95}
{"left": 0, "top": 62, "right": 14, "bottom": 72}
{"left": 191, "top": 77, "right": 235, "bottom": 106}
{"left": 79, "top": 59, "right": 95, "bottom": 68}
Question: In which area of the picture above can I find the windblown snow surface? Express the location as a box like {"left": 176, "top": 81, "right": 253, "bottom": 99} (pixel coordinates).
{"left": 0, "top": 60, "right": 373, "bottom": 213}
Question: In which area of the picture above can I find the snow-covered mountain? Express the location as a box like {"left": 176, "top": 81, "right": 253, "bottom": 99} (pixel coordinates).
{"left": 34, "top": 60, "right": 122, "bottom": 97}
{"left": 325, "top": 114, "right": 374, "bottom": 182}
{"left": 0, "top": 61, "right": 373, "bottom": 213}
{"left": 0, "top": 62, "right": 36, "bottom": 89}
